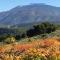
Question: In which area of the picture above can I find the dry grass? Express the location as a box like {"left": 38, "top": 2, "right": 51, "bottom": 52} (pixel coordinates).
{"left": 0, "top": 37, "right": 60, "bottom": 60}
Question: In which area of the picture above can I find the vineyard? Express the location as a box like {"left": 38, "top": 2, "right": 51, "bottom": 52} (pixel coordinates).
{"left": 0, "top": 37, "right": 60, "bottom": 60}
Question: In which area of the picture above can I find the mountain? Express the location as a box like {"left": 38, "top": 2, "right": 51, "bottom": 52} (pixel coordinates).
{"left": 0, "top": 3, "right": 60, "bottom": 27}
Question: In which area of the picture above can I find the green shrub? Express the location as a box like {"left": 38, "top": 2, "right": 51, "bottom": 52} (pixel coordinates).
{"left": 27, "top": 22, "right": 56, "bottom": 37}
{"left": 23, "top": 55, "right": 46, "bottom": 60}
{"left": 4, "top": 36, "right": 16, "bottom": 44}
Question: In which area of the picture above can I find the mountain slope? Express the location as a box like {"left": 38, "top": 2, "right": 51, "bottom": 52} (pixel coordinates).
{"left": 0, "top": 4, "right": 60, "bottom": 26}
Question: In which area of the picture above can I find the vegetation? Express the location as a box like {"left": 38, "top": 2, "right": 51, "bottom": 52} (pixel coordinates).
{"left": 0, "top": 37, "right": 60, "bottom": 60}
{"left": 0, "top": 22, "right": 56, "bottom": 42}
{"left": 0, "top": 22, "right": 59, "bottom": 60}
{"left": 27, "top": 22, "right": 56, "bottom": 37}
{"left": 4, "top": 36, "right": 16, "bottom": 44}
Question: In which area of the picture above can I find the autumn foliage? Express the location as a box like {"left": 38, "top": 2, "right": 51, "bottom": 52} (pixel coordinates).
{"left": 0, "top": 37, "right": 60, "bottom": 60}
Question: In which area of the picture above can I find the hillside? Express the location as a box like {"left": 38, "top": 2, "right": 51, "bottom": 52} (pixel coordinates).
{"left": 0, "top": 4, "right": 60, "bottom": 27}
{"left": 0, "top": 37, "right": 60, "bottom": 60}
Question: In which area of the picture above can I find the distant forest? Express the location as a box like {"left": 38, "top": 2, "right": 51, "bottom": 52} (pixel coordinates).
{"left": 0, "top": 22, "right": 57, "bottom": 43}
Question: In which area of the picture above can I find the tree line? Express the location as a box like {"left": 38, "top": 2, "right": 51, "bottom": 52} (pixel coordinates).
{"left": 0, "top": 22, "right": 56, "bottom": 43}
{"left": 15, "top": 22, "right": 56, "bottom": 40}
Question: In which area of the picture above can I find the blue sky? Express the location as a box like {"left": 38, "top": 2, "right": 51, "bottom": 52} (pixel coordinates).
{"left": 0, "top": 0, "right": 60, "bottom": 12}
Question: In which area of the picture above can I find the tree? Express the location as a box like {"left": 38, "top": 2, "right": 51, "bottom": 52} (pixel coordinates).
{"left": 27, "top": 22, "right": 56, "bottom": 37}
{"left": 15, "top": 34, "right": 21, "bottom": 40}
{"left": 21, "top": 33, "right": 27, "bottom": 38}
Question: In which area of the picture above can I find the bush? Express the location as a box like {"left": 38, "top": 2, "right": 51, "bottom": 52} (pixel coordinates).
{"left": 23, "top": 55, "right": 46, "bottom": 60}
{"left": 47, "top": 55, "right": 57, "bottom": 60}
{"left": 4, "top": 36, "right": 16, "bottom": 44}
{"left": 15, "top": 34, "right": 21, "bottom": 40}
{"left": 27, "top": 22, "right": 56, "bottom": 37}
{"left": 21, "top": 33, "right": 27, "bottom": 38}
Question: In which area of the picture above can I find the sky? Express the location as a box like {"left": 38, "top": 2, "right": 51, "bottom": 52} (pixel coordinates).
{"left": 0, "top": 0, "right": 60, "bottom": 12}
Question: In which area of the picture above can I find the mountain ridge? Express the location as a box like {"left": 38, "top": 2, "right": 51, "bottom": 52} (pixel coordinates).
{"left": 0, "top": 3, "right": 60, "bottom": 27}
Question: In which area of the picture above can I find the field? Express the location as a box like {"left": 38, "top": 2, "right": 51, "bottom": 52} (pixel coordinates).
{"left": 0, "top": 22, "right": 59, "bottom": 60}
{"left": 0, "top": 37, "right": 60, "bottom": 60}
